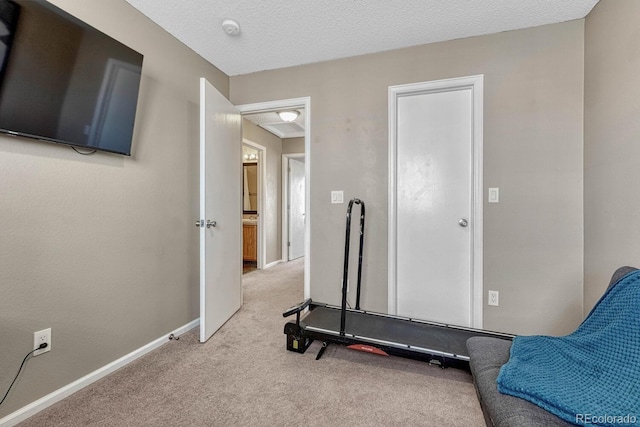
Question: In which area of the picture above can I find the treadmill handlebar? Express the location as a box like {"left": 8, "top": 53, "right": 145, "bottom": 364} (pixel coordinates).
{"left": 282, "top": 298, "right": 312, "bottom": 318}
{"left": 341, "top": 198, "right": 365, "bottom": 336}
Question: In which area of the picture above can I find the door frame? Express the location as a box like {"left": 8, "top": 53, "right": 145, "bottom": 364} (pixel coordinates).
{"left": 236, "top": 97, "right": 311, "bottom": 300}
{"left": 243, "top": 138, "right": 266, "bottom": 269}
{"left": 282, "top": 153, "right": 306, "bottom": 261}
{"left": 388, "top": 75, "right": 484, "bottom": 328}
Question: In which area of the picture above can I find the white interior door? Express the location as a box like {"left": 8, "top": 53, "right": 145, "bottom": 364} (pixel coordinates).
{"left": 389, "top": 76, "right": 483, "bottom": 328}
{"left": 199, "top": 77, "right": 242, "bottom": 342}
{"left": 288, "top": 157, "right": 305, "bottom": 260}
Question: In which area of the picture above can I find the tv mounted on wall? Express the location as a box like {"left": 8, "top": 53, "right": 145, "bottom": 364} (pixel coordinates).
{"left": 0, "top": 0, "right": 143, "bottom": 156}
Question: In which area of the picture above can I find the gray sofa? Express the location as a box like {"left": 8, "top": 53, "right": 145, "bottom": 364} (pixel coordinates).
{"left": 466, "top": 266, "right": 638, "bottom": 427}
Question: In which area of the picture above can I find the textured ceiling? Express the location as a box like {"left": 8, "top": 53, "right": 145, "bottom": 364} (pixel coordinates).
{"left": 125, "top": 0, "right": 599, "bottom": 76}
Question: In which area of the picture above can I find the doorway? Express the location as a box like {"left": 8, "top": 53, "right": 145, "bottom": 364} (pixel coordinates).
{"left": 242, "top": 141, "right": 265, "bottom": 273}
{"left": 236, "top": 97, "right": 311, "bottom": 300}
{"left": 388, "top": 75, "right": 484, "bottom": 328}
{"left": 283, "top": 154, "right": 305, "bottom": 261}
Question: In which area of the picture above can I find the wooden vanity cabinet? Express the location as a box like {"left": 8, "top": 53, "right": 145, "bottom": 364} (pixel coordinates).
{"left": 243, "top": 223, "right": 257, "bottom": 262}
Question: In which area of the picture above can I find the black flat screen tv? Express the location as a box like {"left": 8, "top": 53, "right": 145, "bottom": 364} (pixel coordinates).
{"left": 0, "top": 0, "right": 143, "bottom": 156}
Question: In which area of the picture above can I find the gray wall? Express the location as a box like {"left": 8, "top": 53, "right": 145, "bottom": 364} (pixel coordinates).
{"left": 584, "top": 0, "right": 640, "bottom": 311}
{"left": 0, "top": 0, "right": 227, "bottom": 417}
{"left": 242, "top": 119, "right": 283, "bottom": 264}
{"left": 282, "top": 137, "right": 305, "bottom": 154}
{"left": 231, "top": 21, "right": 585, "bottom": 336}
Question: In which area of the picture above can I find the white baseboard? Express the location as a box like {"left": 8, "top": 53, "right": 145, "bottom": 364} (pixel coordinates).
{"left": 264, "top": 259, "right": 283, "bottom": 269}
{"left": 0, "top": 319, "right": 200, "bottom": 427}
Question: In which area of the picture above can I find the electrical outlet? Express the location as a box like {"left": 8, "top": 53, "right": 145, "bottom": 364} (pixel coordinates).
{"left": 33, "top": 328, "right": 51, "bottom": 356}
{"left": 488, "top": 290, "right": 499, "bottom": 307}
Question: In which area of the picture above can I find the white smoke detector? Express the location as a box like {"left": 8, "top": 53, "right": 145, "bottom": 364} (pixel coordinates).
{"left": 221, "top": 19, "right": 240, "bottom": 36}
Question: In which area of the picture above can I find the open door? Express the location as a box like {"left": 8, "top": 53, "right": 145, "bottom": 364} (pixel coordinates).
{"left": 199, "top": 77, "right": 242, "bottom": 342}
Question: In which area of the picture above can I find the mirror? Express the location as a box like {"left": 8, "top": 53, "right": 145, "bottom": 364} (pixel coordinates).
{"left": 243, "top": 163, "right": 257, "bottom": 213}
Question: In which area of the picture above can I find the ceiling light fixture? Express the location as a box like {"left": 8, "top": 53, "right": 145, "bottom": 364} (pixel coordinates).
{"left": 278, "top": 110, "right": 299, "bottom": 122}
{"left": 221, "top": 18, "right": 240, "bottom": 36}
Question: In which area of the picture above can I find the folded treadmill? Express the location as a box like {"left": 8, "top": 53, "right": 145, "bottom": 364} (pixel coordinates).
{"left": 283, "top": 198, "right": 512, "bottom": 367}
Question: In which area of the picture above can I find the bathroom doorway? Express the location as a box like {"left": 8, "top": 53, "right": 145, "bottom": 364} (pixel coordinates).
{"left": 242, "top": 141, "right": 265, "bottom": 274}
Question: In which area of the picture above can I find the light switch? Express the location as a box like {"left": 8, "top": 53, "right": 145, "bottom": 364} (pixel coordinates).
{"left": 331, "top": 191, "right": 344, "bottom": 204}
{"left": 488, "top": 188, "right": 499, "bottom": 203}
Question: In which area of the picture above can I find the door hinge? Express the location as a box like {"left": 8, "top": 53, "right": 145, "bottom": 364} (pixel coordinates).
{"left": 288, "top": 242, "right": 291, "bottom": 247}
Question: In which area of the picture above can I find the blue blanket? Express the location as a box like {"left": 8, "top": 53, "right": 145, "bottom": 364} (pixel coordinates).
{"left": 497, "top": 270, "right": 640, "bottom": 426}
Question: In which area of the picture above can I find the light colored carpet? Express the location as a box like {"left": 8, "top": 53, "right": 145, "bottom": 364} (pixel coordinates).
{"left": 19, "top": 258, "right": 485, "bottom": 426}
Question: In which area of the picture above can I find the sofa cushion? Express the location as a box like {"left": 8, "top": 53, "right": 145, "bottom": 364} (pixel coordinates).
{"left": 467, "top": 337, "right": 571, "bottom": 427}
{"left": 468, "top": 266, "right": 639, "bottom": 427}
{"left": 496, "top": 268, "right": 640, "bottom": 424}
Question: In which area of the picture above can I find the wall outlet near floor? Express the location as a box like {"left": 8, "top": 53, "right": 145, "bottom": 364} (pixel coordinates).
{"left": 33, "top": 328, "right": 51, "bottom": 356}
{"left": 488, "top": 290, "right": 499, "bottom": 306}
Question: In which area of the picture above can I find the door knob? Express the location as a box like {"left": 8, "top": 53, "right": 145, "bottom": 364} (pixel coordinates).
{"left": 206, "top": 219, "right": 217, "bottom": 228}
{"left": 458, "top": 218, "right": 469, "bottom": 227}
{"left": 196, "top": 219, "right": 204, "bottom": 228}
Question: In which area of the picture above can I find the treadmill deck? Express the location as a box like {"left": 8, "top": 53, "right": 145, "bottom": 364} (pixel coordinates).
{"left": 301, "top": 304, "right": 511, "bottom": 360}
